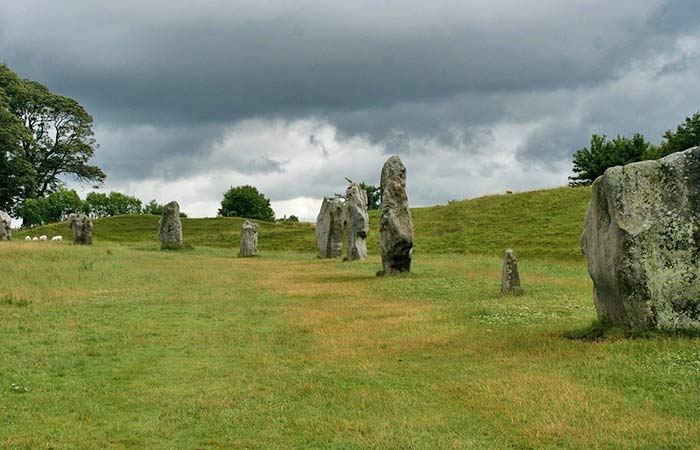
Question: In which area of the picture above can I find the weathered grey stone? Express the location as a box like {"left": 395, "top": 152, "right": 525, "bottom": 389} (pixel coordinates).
{"left": 379, "top": 155, "right": 414, "bottom": 274}
{"left": 67, "top": 213, "right": 94, "bottom": 245}
{"left": 0, "top": 211, "right": 11, "bottom": 241}
{"left": 159, "top": 201, "right": 183, "bottom": 249}
{"left": 501, "top": 249, "right": 522, "bottom": 295}
{"left": 581, "top": 146, "right": 700, "bottom": 331}
{"left": 239, "top": 220, "right": 258, "bottom": 257}
{"left": 344, "top": 183, "right": 369, "bottom": 261}
{"left": 316, "top": 196, "right": 344, "bottom": 258}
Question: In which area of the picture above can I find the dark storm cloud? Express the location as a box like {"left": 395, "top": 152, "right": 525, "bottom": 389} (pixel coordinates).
{"left": 1, "top": 0, "right": 699, "bottom": 201}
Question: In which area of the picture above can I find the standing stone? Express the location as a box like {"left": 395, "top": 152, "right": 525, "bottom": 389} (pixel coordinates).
{"left": 159, "top": 201, "right": 183, "bottom": 249}
{"left": 316, "top": 196, "right": 344, "bottom": 258}
{"left": 67, "top": 213, "right": 94, "bottom": 245}
{"left": 0, "top": 211, "right": 11, "bottom": 241}
{"left": 501, "top": 249, "right": 522, "bottom": 295}
{"left": 581, "top": 146, "right": 700, "bottom": 331}
{"left": 344, "top": 183, "right": 369, "bottom": 261}
{"left": 379, "top": 155, "right": 414, "bottom": 274}
{"left": 239, "top": 220, "right": 258, "bottom": 257}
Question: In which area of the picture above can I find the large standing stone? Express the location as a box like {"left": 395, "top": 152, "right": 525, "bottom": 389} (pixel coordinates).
{"left": 581, "top": 146, "right": 700, "bottom": 331}
{"left": 379, "top": 155, "right": 414, "bottom": 274}
{"left": 239, "top": 220, "right": 258, "bottom": 257}
{"left": 159, "top": 201, "right": 183, "bottom": 249}
{"left": 316, "top": 196, "right": 344, "bottom": 258}
{"left": 501, "top": 249, "right": 522, "bottom": 295}
{"left": 67, "top": 213, "right": 94, "bottom": 245}
{"left": 344, "top": 183, "right": 369, "bottom": 261}
{"left": 0, "top": 211, "right": 11, "bottom": 241}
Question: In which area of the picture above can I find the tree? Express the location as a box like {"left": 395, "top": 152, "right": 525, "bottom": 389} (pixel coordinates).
{"left": 218, "top": 185, "right": 275, "bottom": 221}
{"left": 142, "top": 199, "right": 186, "bottom": 217}
{"left": 658, "top": 112, "right": 700, "bottom": 157}
{"left": 569, "top": 134, "right": 650, "bottom": 186}
{"left": 360, "top": 182, "right": 380, "bottom": 210}
{"left": 19, "top": 188, "right": 84, "bottom": 227}
{"left": 0, "top": 78, "right": 35, "bottom": 215}
{"left": 0, "top": 63, "right": 105, "bottom": 217}
{"left": 142, "top": 199, "right": 164, "bottom": 215}
{"left": 105, "top": 191, "right": 142, "bottom": 216}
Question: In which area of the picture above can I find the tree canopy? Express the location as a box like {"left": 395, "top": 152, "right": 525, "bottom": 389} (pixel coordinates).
{"left": 218, "top": 185, "right": 275, "bottom": 222}
{"left": 0, "top": 63, "right": 105, "bottom": 217}
{"left": 569, "top": 134, "right": 651, "bottom": 186}
{"left": 569, "top": 112, "right": 700, "bottom": 186}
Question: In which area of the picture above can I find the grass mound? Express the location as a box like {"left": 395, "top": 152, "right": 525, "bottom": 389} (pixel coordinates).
{"left": 15, "top": 186, "right": 591, "bottom": 259}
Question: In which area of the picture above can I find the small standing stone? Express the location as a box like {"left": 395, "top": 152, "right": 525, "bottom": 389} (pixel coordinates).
{"left": 379, "top": 155, "right": 414, "bottom": 274}
{"left": 344, "top": 183, "right": 369, "bottom": 261}
{"left": 239, "top": 220, "right": 258, "bottom": 257}
{"left": 0, "top": 211, "right": 11, "bottom": 241}
{"left": 67, "top": 213, "right": 94, "bottom": 245}
{"left": 501, "top": 249, "right": 522, "bottom": 295}
{"left": 159, "top": 201, "right": 183, "bottom": 249}
{"left": 316, "top": 196, "right": 344, "bottom": 258}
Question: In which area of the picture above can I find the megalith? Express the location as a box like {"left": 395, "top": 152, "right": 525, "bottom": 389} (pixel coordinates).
{"left": 379, "top": 155, "right": 414, "bottom": 274}
{"left": 316, "top": 196, "right": 344, "bottom": 258}
{"left": 67, "top": 213, "right": 94, "bottom": 245}
{"left": 0, "top": 211, "right": 11, "bottom": 241}
{"left": 581, "top": 146, "right": 700, "bottom": 331}
{"left": 344, "top": 183, "right": 369, "bottom": 260}
{"left": 239, "top": 220, "right": 258, "bottom": 257}
{"left": 501, "top": 249, "right": 522, "bottom": 295}
{"left": 159, "top": 201, "right": 183, "bottom": 249}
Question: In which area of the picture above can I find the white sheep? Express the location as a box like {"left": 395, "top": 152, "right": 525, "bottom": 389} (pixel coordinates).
{"left": 39, "top": 235, "right": 48, "bottom": 241}
{"left": 51, "top": 235, "right": 63, "bottom": 242}
{"left": 32, "top": 237, "right": 38, "bottom": 241}
{"left": 25, "top": 236, "right": 31, "bottom": 241}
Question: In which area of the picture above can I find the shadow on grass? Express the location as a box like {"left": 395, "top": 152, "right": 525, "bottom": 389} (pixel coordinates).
{"left": 566, "top": 320, "right": 700, "bottom": 342}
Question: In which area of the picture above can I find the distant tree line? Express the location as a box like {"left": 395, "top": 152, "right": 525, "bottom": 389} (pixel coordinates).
{"left": 21, "top": 189, "right": 186, "bottom": 227}
{"left": 570, "top": 112, "right": 700, "bottom": 186}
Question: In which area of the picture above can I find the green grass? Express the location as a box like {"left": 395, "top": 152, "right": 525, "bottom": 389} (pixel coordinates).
{"left": 4, "top": 185, "right": 697, "bottom": 448}
{"left": 15, "top": 186, "right": 592, "bottom": 259}
{"left": 1, "top": 243, "right": 698, "bottom": 449}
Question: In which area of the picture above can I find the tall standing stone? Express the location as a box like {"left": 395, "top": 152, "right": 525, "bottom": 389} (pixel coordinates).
{"left": 501, "top": 249, "right": 522, "bottom": 295}
{"left": 316, "top": 196, "right": 344, "bottom": 258}
{"left": 159, "top": 201, "right": 183, "bottom": 249}
{"left": 0, "top": 211, "right": 11, "bottom": 241}
{"left": 344, "top": 183, "right": 369, "bottom": 261}
{"left": 239, "top": 220, "right": 258, "bottom": 257}
{"left": 67, "top": 213, "right": 94, "bottom": 245}
{"left": 379, "top": 155, "right": 414, "bottom": 274}
{"left": 581, "top": 146, "right": 700, "bottom": 331}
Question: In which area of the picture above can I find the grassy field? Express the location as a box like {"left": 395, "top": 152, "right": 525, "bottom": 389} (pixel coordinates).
{"left": 15, "top": 186, "right": 592, "bottom": 260}
{"left": 3, "top": 186, "right": 699, "bottom": 449}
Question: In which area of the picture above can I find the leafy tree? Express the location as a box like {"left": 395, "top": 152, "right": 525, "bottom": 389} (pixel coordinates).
{"left": 658, "top": 112, "right": 700, "bottom": 157}
{"left": 0, "top": 79, "right": 35, "bottom": 215}
{"left": 84, "top": 192, "right": 110, "bottom": 217}
{"left": 276, "top": 215, "right": 299, "bottom": 224}
{"left": 0, "top": 63, "right": 105, "bottom": 217}
{"left": 569, "top": 134, "right": 650, "bottom": 186}
{"left": 19, "top": 188, "right": 83, "bottom": 226}
{"left": 142, "top": 199, "right": 187, "bottom": 217}
{"left": 84, "top": 191, "right": 143, "bottom": 217}
{"left": 218, "top": 185, "right": 275, "bottom": 221}
{"left": 142, "top": 199, "right": 164, "bottom": 215}
{"left": 359, "top": 182, "right": 380, "bottom": 210}
{"left": 105, "top": 192, "right": 142, "bottom": 216}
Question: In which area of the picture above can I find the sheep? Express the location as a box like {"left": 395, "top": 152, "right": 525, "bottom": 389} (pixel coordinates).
{"left": 39, "top": 235, "right": 48, "bottom": 241}
{"left": 32, "top": 237, "right": 38, "bottom": 241}
{"left": 25, "top": 236, "right": 31, "bottom": 241}
{"left": 51, "top": 235, "right": 63, "bottom": 242}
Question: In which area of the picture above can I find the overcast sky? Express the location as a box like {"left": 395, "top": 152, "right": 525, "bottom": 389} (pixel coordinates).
{"left": 2, "top": 0, "right": 699, "bottom": 220}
